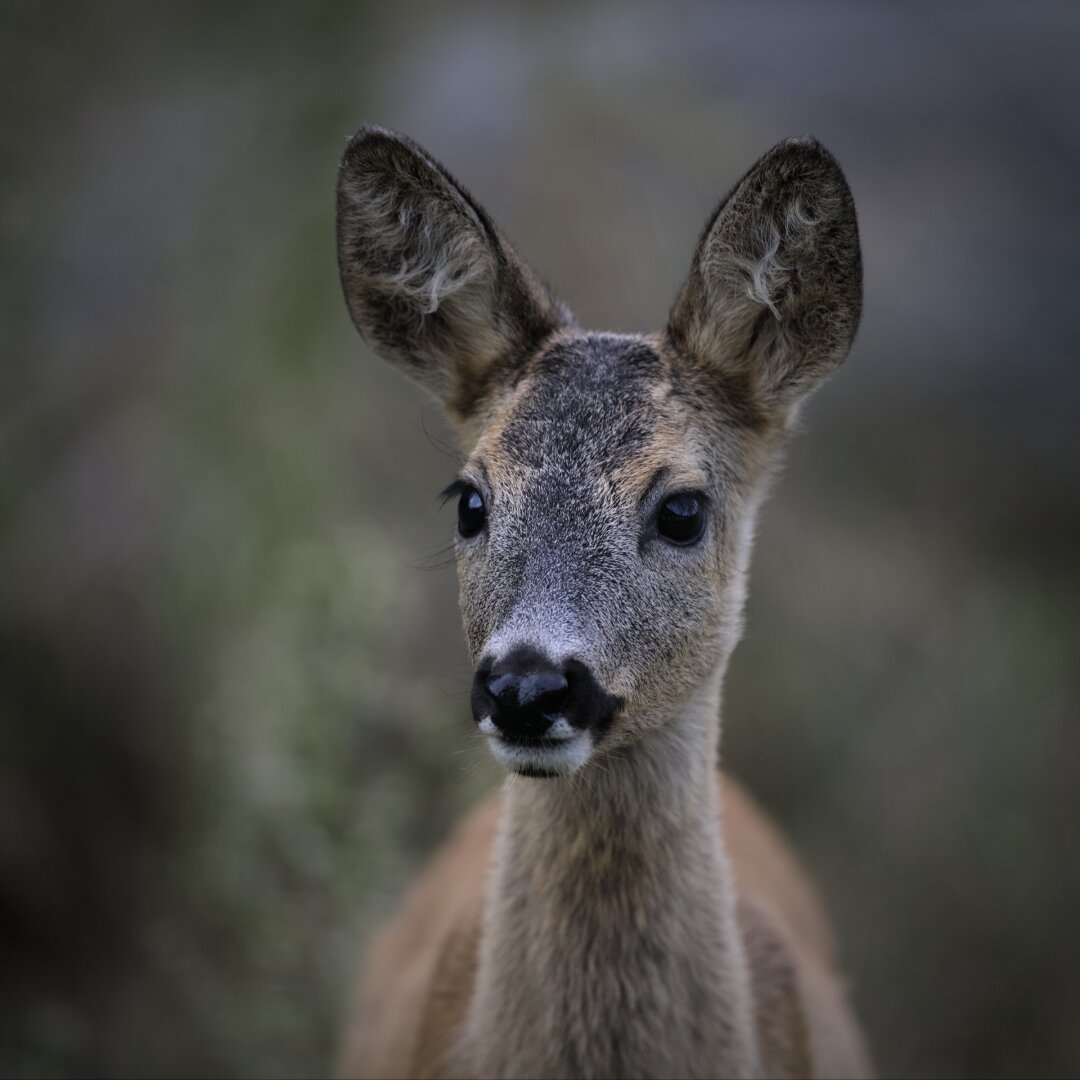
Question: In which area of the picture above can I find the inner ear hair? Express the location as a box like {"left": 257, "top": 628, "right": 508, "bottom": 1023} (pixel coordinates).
{"left": 667, "top": 137, "right": 862, "bottom": 418}
{"left": 336, "top": 126, "right": 570, "bottom": 419}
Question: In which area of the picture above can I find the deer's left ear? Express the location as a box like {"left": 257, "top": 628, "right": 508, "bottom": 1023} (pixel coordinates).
{"left": 337, "top": 126, "right": 570, "bottom": 419}
{"left": 667, "top": 137, "right": 862, "bottom": 419}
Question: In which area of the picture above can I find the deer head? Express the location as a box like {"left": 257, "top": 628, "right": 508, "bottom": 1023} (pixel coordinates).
{"left": 337, "top": 127, "right": 861, "bottom": 778}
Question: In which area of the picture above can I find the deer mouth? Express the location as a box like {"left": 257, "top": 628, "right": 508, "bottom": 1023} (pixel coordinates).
{"left": 477, "top": 717, "right": 594, "bottom": 777}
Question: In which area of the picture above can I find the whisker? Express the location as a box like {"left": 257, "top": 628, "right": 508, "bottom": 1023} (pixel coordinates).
{"left": 404, "top": 404, "right": 465, "bottom": 466}
{"left": 409, "top": 541, "right": 458, "bottom": 572}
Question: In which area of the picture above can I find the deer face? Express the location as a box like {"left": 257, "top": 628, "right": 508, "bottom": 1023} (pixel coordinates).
{"left": 450, "top": 331, "right": 763, "bottom": 776}
{"left": 337, "top": 127, "right": 861, "bottom": 776}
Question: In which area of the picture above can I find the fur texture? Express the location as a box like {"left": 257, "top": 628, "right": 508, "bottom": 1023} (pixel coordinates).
{"left": 336, "top": 126, "right": 571, "bottom": 417}
{"left": 668, "top": 136, "right": 862, "bottom": 419}
{"left": 335, "top": 127, "right": 869, "bottom": 1079}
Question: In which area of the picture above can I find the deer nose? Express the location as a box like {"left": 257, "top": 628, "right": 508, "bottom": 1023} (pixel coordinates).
{"left": 489, "top": 669, "right": 568, "bottom": 724}
{"left": 472, "top": 649, "right": 572, "bottom": 742}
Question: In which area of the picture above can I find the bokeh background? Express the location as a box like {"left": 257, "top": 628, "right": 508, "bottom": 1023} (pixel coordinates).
{"left": 3, "top": 3, "right": 1079, "bottom": 1077}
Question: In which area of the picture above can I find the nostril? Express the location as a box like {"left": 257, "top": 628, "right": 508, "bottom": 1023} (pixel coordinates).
{"left": 485, "top": 672, "right": 516, "bottom": 704}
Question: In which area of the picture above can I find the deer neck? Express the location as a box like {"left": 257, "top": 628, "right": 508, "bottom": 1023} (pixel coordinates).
{"left": 455, "top": 668, "right": 761, "bottom": 1080}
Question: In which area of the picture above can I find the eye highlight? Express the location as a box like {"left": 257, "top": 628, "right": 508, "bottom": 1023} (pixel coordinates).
{"left": 656, "top": 492, "right": 707, "bottom": 546}
{"left": 440, "top": 477, "right": 488, "bottom": 540}
{"left": 455, "top": 484, "right": 486, "bottom": 538}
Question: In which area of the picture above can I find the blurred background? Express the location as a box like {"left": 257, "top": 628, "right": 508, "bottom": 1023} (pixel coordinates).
{"left": 2, "top": 2, "right": 1078, "bottom": 1077}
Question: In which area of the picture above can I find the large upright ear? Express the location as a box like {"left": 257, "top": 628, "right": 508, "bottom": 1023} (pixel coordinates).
{"left": 336, "top": 126, "right": 570, "bottom": 419}
{"left": 667, "top": 137, "right": 862, "bottom": 420}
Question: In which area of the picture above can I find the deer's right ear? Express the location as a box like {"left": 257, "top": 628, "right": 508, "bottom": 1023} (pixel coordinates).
{"left": 336, "top": 126, "right": 569, "bottom": 419}
{"left": 667, "top": 138, "right": 862, "bottom": 422}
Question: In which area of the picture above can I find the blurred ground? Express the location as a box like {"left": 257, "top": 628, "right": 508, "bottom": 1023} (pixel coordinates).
{"left": 2, "top": 3, "right": 1078, "bottom": 1077}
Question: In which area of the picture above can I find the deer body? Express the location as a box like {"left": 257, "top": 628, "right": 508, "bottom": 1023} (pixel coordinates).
{"left": 335, "top": 127, "right": 871, "bottom": 1079}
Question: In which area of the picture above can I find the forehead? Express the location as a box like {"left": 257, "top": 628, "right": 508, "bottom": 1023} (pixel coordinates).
{"left": 475, "top": 334, "right": 701, "bottom": 487}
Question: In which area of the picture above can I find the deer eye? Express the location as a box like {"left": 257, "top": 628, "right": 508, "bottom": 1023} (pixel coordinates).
{"left": 457, "top": 484, "right": 487, "bottom": 538}
{"left": 657, "top": 492, "right": 706, "bottom": 546}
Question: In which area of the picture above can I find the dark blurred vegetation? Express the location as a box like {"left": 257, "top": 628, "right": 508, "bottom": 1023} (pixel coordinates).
{"left": 2, "top": 3, "right": 1078, "bottom": 1077}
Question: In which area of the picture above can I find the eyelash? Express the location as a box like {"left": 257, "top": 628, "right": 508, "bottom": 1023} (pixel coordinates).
{"left": 439, "top": 479, "right": 471, "bottom": 506}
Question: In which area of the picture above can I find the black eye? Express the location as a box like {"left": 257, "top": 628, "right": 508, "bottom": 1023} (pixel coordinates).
{"left": 657, "top": 492, "right": 706, "bottom": 546}
{"left": 457, "top": 485, "right": 487, "bottom": 538}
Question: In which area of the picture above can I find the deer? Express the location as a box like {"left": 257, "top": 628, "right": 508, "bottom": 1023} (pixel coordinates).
{"left": 334, "top": 125, "right": 872, "bottom": 1080}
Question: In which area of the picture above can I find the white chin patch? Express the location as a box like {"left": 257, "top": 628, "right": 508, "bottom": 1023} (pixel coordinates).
{"left": 484, "top": 728, "right": 593, "bottom": 777}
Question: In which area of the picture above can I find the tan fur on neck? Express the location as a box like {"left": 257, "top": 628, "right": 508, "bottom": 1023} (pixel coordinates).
{"left": 338, "top": 761, "right": 871, "bottom": 1079}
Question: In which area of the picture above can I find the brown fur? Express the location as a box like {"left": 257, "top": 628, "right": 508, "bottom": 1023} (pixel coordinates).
{"left": 335, "top": 127, "right": 869, "bottom": 1078}
{"left": 338, "top": 779, "right": 870, "bottom": 1079}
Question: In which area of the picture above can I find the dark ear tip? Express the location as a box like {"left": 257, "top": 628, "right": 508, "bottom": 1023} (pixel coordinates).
{"left": 763, "top": 136, "right": 852, "bottom": 192}
{"left": 339, "top": 123, "right": 412, "bottom": 170}
{"left": 769, "top": 135, "right": 830, "bottom": 161}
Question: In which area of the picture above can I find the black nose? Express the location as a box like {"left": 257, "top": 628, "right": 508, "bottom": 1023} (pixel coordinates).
{"left": 471, "top": 646, "right": 620, "bottom": 743}
{"left": 488, "top": 668, "right": 568, "bottom": 730}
